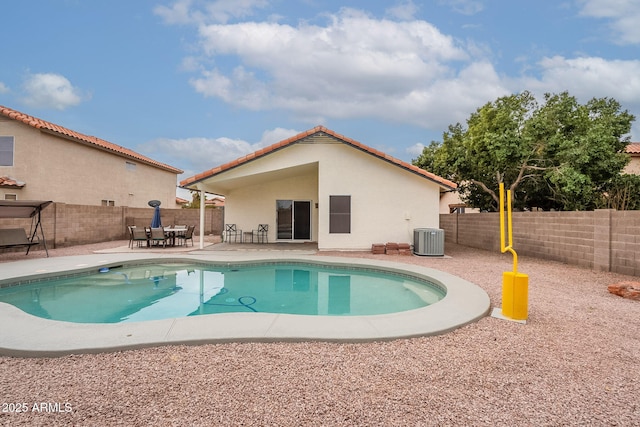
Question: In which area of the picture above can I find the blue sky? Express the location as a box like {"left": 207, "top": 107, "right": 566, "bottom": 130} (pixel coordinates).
{"left": 1, "top": 0, "right": 640, "bottom": 193}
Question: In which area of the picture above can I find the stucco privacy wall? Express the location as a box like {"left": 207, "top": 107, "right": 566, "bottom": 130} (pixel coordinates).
{"left": 0, "top": 204, "right": 223, "bottom": 251}
{"left": 0, "top": 117, "right": 178, "bottom": 208}
{"left": 440, "top": 209, "right": 640, "bottom": 276}
{"left": 213, "top": 134, "right": 441, "bottom": 250}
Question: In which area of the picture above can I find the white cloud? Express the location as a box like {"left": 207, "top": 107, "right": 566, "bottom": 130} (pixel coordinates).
{"left": 190, "top": 67, "right": 269, "bottom": 110}
{"left": 144, "top": 136, "right": 257, "bottom": 174}
{"left": 0, "top": 82, "right": 8, "bottom": 94}
{"left": 406, "top": 142, "right": 425, "bottom": 158}
{"left": 154, "top": 0, "right": 268, "bottom": 25}
{"left": 21, "top": 73, "right": 86, "bottom": 110}
{"left": 140, "top": 127, "right": 299, "bottom": 174}
{"left": 520, "top": 56, "right": 640, "bottom": 105}
{"left": 386, "top": 1, "right": 419, "bottom": 21}
{"left": 578, "top": 0, "right": 640, "bottom": 44}
{"left": 154, "top": 0, "right": 196, "bottom": 24}
{"left": 166, "top": 2, "right": 639, "bottom": 138}
{"left": 258, "top": 127, "right": 301, "bottom": 146}
{"left": 509, "top": 55, "right": 640, "bottom": 141}
{"left": 187, "top": 8, "right": 491, "bottom": 128}
{"left": 203, "top": 0, "right": 269, "bottom": 24}
{"left": 439, "top": 0, "right": 484, "bottom": 16}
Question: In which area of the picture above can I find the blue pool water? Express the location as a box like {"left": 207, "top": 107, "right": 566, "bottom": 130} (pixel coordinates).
{"left": 0, "top": 262, "right": 445, "bottom": 323}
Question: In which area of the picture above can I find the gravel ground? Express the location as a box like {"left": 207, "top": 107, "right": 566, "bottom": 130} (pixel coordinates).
{"left": 1, "top": 242, "right": 639, "bottom": 426}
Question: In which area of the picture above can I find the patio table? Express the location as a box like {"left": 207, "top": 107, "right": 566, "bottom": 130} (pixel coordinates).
{"left": 163, "top": 227, "right": 186, "bottom": 246}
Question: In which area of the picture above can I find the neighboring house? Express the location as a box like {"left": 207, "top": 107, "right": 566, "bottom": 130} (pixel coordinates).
{"left": 439, "top": 189, "right": 475, "bottom": 214}
{"left": 181, "top": 126, "right": 456, "bottom": 250}
{"left": 624, "top": 143, "right": 640, "bottom": 174}
{"left": 176, "top": 196, "right": 190, "bottom": 207}
{"left": 175, "top": 194, "right": 225, "bottom": 208}
{"left": 207, "top": 195, "right": 225, "bottom": 207}
{"left": 0, "top": 105, "right": 183, "bottom": 208}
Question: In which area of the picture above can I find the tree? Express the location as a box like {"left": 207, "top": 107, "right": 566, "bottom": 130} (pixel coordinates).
{"left": 414, "top": 91, "right": 636, "bottom": 211}
{"left": 599, "top": 174, "right": 640, "bottom": 210}
{"left": 183, "top": 191, "right": 202, "bottom": 209}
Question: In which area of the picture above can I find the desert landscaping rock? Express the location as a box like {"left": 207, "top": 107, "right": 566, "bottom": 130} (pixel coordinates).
{"left": 1, "top": 241, "right": 639, "bottom": 426}
{"left": 608, "top": 281, "right": 640, "bottom": 300}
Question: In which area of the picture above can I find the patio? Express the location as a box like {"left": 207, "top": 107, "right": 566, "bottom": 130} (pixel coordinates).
{"left": 206, "top": 241, "right": 319, "bottom": 252}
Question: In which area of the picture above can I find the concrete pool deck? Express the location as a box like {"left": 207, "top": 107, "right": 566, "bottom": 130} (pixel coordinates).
{"left": 0, "top": 250, "right": 490, "bottom": 357}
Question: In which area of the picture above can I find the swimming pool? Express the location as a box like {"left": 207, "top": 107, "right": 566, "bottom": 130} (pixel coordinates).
{"left": 0, "top": 262, "right": 445, "bottom": 323}
{"left": 0, "top": 254, "right": 491, "bottom": 356}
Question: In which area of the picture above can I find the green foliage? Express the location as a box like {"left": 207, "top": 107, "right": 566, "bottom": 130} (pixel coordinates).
{"left": 598, "top": 174, "right": 640, "bottom": 210}
{"left": 183, "top": 191, "right": 202, "bottom": 209}
{"left": 413, "top": 91, "right": 636, "bottom": 211}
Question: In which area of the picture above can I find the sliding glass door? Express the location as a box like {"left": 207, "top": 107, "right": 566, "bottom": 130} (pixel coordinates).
{"left": 276, "top": 200, "right": 293, "bottom": 239}
{"left": 277, "top": 200, "right": 311, "bottom": 240}
{"left": 293, "top": 201, "right": 311, "bottom": 239}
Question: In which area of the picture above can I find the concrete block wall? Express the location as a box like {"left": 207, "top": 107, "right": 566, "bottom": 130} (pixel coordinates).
{"left": 54, "top": 204, "right": 125, "bottom": 246}
{"left": 512, "top": 211, "right": 595, "bottom": 269}
{"left": 456, "top": 212, "right": 501, "bottom": 251}
{"left": 438, "top": 215, "right": 457, "bottom": 244}
{"left": 610, "top": 210, "right": 640, "bottom": 276}
{"left": 0, "top": 203, "right": 224, "bottom": 251}
{"left": 126, "top": 207, "right": 224, "bottom": 237}
{"left": 441, "top": 209, "right": 640, "bottom": 276}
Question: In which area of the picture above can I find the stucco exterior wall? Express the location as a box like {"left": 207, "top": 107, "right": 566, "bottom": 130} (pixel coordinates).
{"left": 201, "top": 134, "right": 443, "bottom": 250}
{"left": 0, "top": 117, "right": 178, "bottom": 208}
{"left": 623, "top": 155, "right": 640, "bottom": 174}
{"left": 316, "top": 143, "right": 440, "bottom": 250}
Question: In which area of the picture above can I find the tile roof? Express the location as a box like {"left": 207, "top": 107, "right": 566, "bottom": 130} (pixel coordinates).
{"left": 0, "top": 176, "right": 25, "bottom": 188}
{"left": 625, "top": 143, "right": 640, "bottom": 155}
{"left": 0, "top": 105, "right": 183, "bottom": 174}
{"left": 180, "top": 126, "right": 457, "bottom": 190}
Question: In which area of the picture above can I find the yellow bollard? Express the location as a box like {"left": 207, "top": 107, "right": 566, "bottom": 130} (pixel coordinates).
{"left": 502, "top": 271, "right": 528, "bottom": 320}
{"left": 499, "top": 182, "right": 529, "bottom": 321}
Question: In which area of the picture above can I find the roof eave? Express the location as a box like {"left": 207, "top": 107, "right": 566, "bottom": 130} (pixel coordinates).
{"left": 180, "top": 127, "right": 457, "bottom": 190}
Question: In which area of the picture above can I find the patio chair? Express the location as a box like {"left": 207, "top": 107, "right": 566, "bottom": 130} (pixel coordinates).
{"left": 181, "top": 225, "right": 195, "bottom": 247}
{"left": 150, "top": 227, "right": 168, "bottom": 247}
{"left": 131, "top": 226, "right": 149, "bottom": 248}
{"left": 127, "top": 226, "right": 135, "bottom": 248}
{"left": 254, "top": 224, "right": 269, "bottom": 243}
{"left": 225, "top": 224, "right": 242, "bottom": 243}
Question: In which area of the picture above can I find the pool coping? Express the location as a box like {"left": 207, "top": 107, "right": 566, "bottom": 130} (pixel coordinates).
{"left": 0, "top": 252, "right": 491, "bottom": 357}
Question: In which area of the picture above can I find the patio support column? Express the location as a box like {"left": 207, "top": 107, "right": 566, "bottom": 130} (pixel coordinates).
{"left": 199, "top": 190, "right": 205, "bottom": 249}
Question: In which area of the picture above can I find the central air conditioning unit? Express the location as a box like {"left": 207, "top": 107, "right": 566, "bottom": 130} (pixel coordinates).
{"left": 413, "top": 228, "right": 445, "bottom": 256}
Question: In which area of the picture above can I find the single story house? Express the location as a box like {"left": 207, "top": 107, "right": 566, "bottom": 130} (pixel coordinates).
{"left": 625, "top": 143, "right": 640, "bottom": 174}
{"left": 0, "top": 105, "right": 183, "bottom": 208}
{"left": 181, "top": 126, "right": 456, "bottom": 250}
